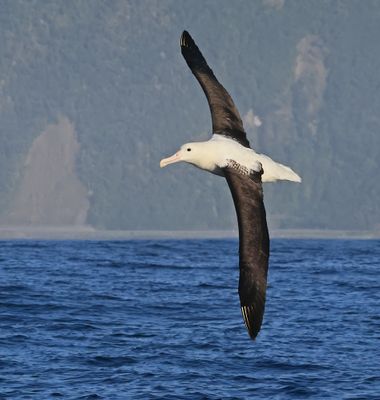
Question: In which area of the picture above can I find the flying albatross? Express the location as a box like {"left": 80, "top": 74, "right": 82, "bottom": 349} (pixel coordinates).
{"left": 160, "top": 31, "right": 301, "bottom": 340}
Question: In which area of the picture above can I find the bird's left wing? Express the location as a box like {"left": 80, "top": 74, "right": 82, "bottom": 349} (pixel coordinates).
{"left": 224, "top": 165, "right": 270, "bottom": 340}
{"left": 180, "top": 31, "right": 250, "bottom": 148}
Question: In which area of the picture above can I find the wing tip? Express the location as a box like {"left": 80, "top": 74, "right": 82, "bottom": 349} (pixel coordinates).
{"left": 241, "top": 305, "right": 261, "bottom": 340}
{"left": 180, "top": 30, "right": 194, "bottom": 49}
{"left": 180, "top": 30, "right": 188, "bottom": 47}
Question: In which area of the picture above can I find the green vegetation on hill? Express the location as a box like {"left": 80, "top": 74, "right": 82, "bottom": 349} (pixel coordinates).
{"left": 1, "top": 0, "right": 379, "bottom": 231}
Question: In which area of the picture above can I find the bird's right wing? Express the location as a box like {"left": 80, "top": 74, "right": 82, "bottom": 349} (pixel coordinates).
{"left": 224, "top": 165, "right": 270, "bottom": 340}
{"left": 180, "top": 31, "right": 250, "bottom": 148}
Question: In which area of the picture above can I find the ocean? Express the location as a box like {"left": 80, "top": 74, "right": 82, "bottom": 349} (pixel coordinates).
{"left": 0, "top": 239, "right": 379, "bottom": 399}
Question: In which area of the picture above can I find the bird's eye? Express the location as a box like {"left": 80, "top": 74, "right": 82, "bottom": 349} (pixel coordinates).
{"left": 187, "top": 148, "right": 191, "bottom": 152}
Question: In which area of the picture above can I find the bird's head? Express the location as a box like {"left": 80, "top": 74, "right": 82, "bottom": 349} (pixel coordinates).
{"left": 160, "top": 142, "right": 209, "bottom": 169}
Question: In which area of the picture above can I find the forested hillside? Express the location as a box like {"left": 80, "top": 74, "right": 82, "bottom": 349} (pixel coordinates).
{"left": 1, "top": 0, "right": 379, "bottom": 231}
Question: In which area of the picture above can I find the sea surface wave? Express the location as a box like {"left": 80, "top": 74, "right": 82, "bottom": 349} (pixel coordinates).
{"left": 0, "top": 239, "right": 379, "bottom": 399}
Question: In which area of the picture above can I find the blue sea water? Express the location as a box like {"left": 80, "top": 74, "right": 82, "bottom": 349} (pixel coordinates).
{"left": 0, "top": 239, "right": 379, "bottom": 399}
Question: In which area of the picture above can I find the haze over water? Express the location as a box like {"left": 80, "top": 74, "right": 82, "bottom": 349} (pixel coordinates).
{"left": 1, "top": 239, "right": 379, "bottom": 399}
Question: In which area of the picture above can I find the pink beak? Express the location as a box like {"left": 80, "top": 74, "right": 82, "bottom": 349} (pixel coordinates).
{"left": 160, "top": 152, "right": 181, "bottom": 168}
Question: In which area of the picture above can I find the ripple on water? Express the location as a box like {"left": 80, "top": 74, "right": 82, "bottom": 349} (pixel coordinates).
{"left": 0, "top": 239, "right": 379, "bottom": 399}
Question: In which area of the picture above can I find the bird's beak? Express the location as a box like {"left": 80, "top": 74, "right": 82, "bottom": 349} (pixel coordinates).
{"left": 160, "top": 152, "right": 181, "bottom": 168}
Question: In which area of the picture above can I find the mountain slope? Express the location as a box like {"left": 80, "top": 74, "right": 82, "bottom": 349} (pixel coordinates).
{"left": 0, "top": 0, "right": 379, "bottom": 231}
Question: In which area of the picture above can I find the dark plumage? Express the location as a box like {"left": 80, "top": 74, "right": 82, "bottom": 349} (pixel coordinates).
{"left": 180, "top": 31, "right": 269, "bottom": 340}
{"left": 161, "top": 31, "right": 272, "bottom": 340}
{"left": 180, "top": 31, "right": 250, "bottom": 148}
{"left": 224, "top": 166, "right": 269, "bottom": 339}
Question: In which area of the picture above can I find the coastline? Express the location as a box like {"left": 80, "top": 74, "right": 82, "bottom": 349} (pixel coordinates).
{"left": 0, "top": 226, "right": 379, "bottom": 240}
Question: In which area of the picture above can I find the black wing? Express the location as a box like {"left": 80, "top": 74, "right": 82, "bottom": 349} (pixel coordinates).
{"left": 224, "top": 165, "right": 270, "bottom": 340}
{"left": 180, "top": 31, "right": 250, "bottom": 148}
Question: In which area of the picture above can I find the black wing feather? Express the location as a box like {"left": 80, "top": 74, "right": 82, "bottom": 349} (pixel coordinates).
{"left": 224, "top": 166, "right": 270, "bottom": 340}
{"left": 180, "top": 31, "right": 250, "bottom": 148}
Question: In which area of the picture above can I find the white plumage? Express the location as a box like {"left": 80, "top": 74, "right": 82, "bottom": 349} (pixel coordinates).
{"left": 161, "top": 134, "right": 302, "bottom": 183}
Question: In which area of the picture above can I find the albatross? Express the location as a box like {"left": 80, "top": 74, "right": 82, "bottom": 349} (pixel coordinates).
{"left": 160, "top": 31, "right": 301, "bottom": 340}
